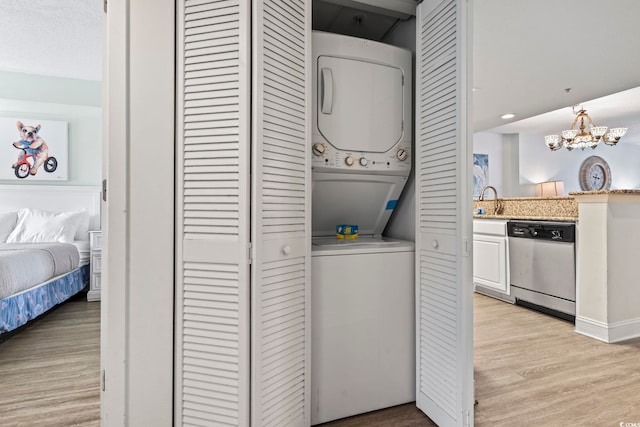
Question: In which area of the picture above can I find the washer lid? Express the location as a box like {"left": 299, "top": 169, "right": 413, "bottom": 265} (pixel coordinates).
{"left": 312, "top": 172, "right": 407, "bottom": 237}
{"left": 317, "top": 55, "right": 404, "bottom": 154}
{"left": 312, "top": 236, "right": 414, "bottom": 254}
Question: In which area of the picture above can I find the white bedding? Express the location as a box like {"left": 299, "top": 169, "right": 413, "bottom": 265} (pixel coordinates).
{"left": 0, "top": 242, "right": 80, "bottom": 300}
{"left": 72, "top": 240, "right": 90, "bottom": 266}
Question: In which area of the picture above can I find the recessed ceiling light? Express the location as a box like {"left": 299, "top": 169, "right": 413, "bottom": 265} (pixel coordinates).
{"left": 501, "top": 113, "right": 516, "bottom": 119}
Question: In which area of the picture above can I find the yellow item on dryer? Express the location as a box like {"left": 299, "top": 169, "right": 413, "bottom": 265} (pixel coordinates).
{"left": 336, "top": 224, "right": 359, "bottom": 239}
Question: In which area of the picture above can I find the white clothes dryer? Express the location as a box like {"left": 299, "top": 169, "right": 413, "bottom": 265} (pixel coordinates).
{"left": 311, "top": 31, "right": 412, "bottom": 177}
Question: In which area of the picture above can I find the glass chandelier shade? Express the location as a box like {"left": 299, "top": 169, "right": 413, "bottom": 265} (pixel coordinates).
{"left": 545, "top": 107, "right": 628, "bottom": 151}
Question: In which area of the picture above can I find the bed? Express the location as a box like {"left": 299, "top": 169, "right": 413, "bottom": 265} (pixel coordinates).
{"left": 0, "top": 185, "right": 100, "bottom": 336}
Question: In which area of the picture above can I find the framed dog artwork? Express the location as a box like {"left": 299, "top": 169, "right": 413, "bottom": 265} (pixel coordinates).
{"left": 0, "top": 117, "right": 68, "bottom": 181}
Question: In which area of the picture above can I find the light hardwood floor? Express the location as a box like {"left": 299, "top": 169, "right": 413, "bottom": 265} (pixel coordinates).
{"left": 0, "top": 297, "right": 100, "bottom": 427}
{"left": 323, "top": 293, "right": 640, "bottom": 426}
{"left": 1, "top": 294, "right": 639, "bottom": 426}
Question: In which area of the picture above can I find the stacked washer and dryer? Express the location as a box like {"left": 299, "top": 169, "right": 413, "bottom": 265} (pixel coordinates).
{"left": 310, "top": 32, "right": 415, "bottom": 425}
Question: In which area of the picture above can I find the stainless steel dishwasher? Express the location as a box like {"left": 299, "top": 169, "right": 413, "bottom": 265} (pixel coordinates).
{"left": 507, "top": 221, "right": 576, "bottom": 319}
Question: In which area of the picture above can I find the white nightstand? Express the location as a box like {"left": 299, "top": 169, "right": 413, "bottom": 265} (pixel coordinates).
{"left": 87, "top": 231, "right": 102, "bottom": 301}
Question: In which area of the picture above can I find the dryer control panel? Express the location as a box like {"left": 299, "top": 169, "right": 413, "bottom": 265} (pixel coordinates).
{"left": 311, "top": 141, "right": 411, "bottom": 174}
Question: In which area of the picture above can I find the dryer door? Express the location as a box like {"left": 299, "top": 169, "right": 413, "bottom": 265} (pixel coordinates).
{"left": 317, "top": 55, "right": 404, "bottom": 153}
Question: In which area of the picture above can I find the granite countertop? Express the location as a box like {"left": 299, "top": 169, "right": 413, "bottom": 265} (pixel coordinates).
{"left": 473, "top": 214, "right": 577, "bottom": 222}
{"left": 569, "top": 189, "right": 640, "bottom": 196}
{"left": 475, "top": 196, "right": 575, "bottom": 201}
{"left": 473, "top": 196, "right": 578, "bottom": 222}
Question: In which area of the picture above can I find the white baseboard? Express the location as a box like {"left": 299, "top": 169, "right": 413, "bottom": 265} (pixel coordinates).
{"left": 609, "top": 318, "right": 640, "bottom": 342}
{"left": 474, "top": 286, "right": 516, "bottom": 304}
{"left": 575, "top": 316, "right": 640, "bottom": 343}
{"left": 87, "top": 290, "right": 101, "bottom": 302}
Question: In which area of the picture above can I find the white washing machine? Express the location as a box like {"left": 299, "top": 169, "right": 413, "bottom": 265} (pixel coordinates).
{"left": 310, "top": 32, "right": 415, "bottom": 425}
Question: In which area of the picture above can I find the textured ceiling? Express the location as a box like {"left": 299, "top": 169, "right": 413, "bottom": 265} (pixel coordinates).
{"left": 0, "top": 0, "right": 102, "bottom": 81}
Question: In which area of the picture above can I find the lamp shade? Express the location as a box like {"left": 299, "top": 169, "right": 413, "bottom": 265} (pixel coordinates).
{"left": 536, "top": 181, "right": 565, "bottom": 197}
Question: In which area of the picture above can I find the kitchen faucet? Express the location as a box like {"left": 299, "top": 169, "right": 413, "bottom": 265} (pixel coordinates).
{"left": 479, "top": 185, "right": 503, "bottom": 214}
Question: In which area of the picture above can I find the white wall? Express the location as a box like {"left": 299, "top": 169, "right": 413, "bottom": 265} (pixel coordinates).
{"left": 472, "top": 132, "right": 525, "bottom": 198}
{"left": 102, "top": 0, "right": 174, "bottom": 425}
{"left": 383, "top": 15, "right": 416, "bottom": 52}
{"left": 501, "top": 133, "right": 521, "bottom": 198}
{"left": 384, "top": 17, "right": 416, "bottom": 241}
{"left": 0, "top": 71, "right": 101, "bottom": 186}
{"left": 519, "top": 132, "right": 640, "bottom": 193}
{"left": 471, "top": 131, "right": 640, "bottom": 197}
{"left": 575, "top": 194, "right": 640, "bottom": 342}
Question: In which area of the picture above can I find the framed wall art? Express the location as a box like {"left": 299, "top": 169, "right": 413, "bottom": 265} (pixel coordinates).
{"left": 473, "top": 153, "right": 489, "bottom": 198}
{"left": 0, "top": 117, "right": 68, "bottom": 181}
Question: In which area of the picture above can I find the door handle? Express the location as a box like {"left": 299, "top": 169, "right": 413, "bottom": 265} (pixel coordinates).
{"left": 282, "top": 245, "right": 292, "bottom": 256}
{"left": 321, "top": 67, "right": 333, "bottom": 114}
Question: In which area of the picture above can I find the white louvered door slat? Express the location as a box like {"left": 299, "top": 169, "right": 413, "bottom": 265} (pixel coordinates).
{"left": 252, "top": 1, "right": 311, "bottom": 426}
{"left": 416, "top": 1, "right": 474, "bottom": 426}
{"left": 176, "top": 1, "right": 251, "bottom": 426}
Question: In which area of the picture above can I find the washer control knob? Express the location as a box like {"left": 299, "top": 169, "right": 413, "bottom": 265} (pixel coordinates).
{"left": 312, "top": 143, "right": 325, "bottom": 156}
{"left": 359, "top": 157, "right": 368, "bottom": 167}
{"left": 345, "top": 156, "right": 355, "bottom": 166}
{"left": 397, "top": 149, "right": 408, "bottom": 161}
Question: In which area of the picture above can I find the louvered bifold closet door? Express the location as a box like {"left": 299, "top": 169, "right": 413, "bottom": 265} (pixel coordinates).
{"left": 176, "top": 1, "right": 251, "bottom": 426}
{"left": 415, "top": 0, "right": 474, "bottom": 426}
{"left": 251, "top": 0, "right": 311, "bottom": 426}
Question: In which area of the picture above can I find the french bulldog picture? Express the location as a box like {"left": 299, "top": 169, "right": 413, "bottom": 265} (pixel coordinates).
{"left": 13, "top": 121, "right": 49, "bottom": 175}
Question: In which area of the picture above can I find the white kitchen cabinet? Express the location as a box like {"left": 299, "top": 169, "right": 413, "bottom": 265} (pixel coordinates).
{"left": 473, "top": 219, "right": 510, "bottom": 295}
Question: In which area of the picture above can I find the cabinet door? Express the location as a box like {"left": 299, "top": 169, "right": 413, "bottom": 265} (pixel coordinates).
{"left": 415, "top": 0, "right": 474, "bottom": 426}
{"left": 473, "top": 235, "right": 508, "bottom": 292}
{"left": 251, "top": 1, "right": 312, "bottom": 426}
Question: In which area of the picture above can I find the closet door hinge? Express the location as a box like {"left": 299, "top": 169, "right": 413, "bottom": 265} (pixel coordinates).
{"left": 101, "top": 370, "right": 106, "bottom": 391}
{"left": 103, "top": 0, "right": 107, "bottom": 13}
{"left": 248, "top": 242, "right": 252, "bottom": 264}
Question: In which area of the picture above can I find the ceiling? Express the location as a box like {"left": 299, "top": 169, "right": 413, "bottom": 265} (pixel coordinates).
{"left": 0, "top": 0, "right": 102, "bottom": 81}
{"left": 489, "top": 86, "right": 640, "bottom": 146}
{"left": 1, "top": 0, "right": 639, "bottom": 135}
{"left": 474, "top": 0, "right": 640, "bottom": 132}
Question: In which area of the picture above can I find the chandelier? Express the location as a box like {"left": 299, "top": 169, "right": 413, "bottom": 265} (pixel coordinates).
{"left": 545, "top": 106, "right": 628, "bottom": 151}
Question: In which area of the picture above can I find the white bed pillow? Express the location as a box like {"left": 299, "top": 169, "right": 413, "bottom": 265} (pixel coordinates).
{"left": 0, "top": 211, "right": 18, "bottom": 242}
{"left": 74, "top": 210, "right": 91, "bottom": 241}
{"left": 6, "top": 208, "right": 85, "bottom": 244}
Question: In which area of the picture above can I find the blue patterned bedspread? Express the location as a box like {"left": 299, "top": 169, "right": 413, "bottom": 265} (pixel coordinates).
{"left": 0, "top": 264, "right": 89, "bottom": 334}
